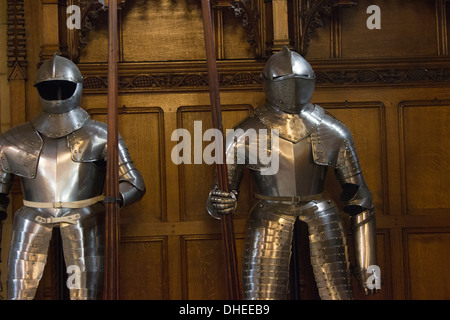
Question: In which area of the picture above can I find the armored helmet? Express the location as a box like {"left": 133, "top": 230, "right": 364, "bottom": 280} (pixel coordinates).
{"left": 262, "top": 47, "right": 315, "bottom": 113}
{"left": 34, "top": 53, "right": 83, "bottom": 114}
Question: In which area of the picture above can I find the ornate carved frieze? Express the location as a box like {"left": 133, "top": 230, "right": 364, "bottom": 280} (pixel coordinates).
{"left": 315, "top": 67, "right": 450, "bottom": 86}
{"left": 82, "top": 70, "right": 263, "bottom": 92}
{"left": 79, "top": 57, "right": 450, "bottom": 93}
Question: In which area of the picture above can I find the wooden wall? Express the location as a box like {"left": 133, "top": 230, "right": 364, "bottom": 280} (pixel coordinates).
{"left": 1, "top": 0, "right": 450, "bottom": 300}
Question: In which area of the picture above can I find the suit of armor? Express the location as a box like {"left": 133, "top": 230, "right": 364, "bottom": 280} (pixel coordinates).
{"left": 0, "top": 54, "right": 145, "bottom": 300}
{"left": 207, "top": 47, "right": 378, "bottom": 300}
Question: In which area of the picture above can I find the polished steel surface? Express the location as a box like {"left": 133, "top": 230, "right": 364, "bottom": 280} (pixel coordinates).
{"left": 34, "top": 54, "right": 84, "bottom": 115}
{"left": 31, "top": 106, "right": 90, "bottom": 138}
{"left": 2, "top": 116, "right": 145, "bottom": 299}
{"left": 21, "top": 135, "right": 105, "bottom": 207}
{"left": 242, "top": 199, "right": 353, "bottom": 300}
{"left": 7, "top": 207, "right": 53, "bottom": 300}
{"left": 262, "top": 47, "right": 315, "bottom": 113}
{"left": 350, "top": 208, "right": 377, "bottom": 295}
{"left": 242, "top": 207, "right": 296, "bottom": 300}
{"left": 206, "top": 48, "right": 378, "bottom": 300}
{"left": 0, "top": 54, "right": 145, "bottom": 300}
{"left": 0, "top": 122, "right": 42, "bottom": 179}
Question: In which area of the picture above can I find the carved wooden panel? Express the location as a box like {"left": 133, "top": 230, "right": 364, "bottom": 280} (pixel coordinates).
{"left": 176, "top": 105, "right": 254, "bottom": 222}
{"left": 88, "top": 106, "right": 167, "bottom": 223}
{"left": 399, "top": 100, "right": 450, "bottom": 215}
{"left": 320, "top": 102, "right": 387, "bottom": 215}
{"left": 119, "top": 237, "right": 169, "bottom": 300}
{"left": 404, "top": 229, "right": 450, "bottom": 299}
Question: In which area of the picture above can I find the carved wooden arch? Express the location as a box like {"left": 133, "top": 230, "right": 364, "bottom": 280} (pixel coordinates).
{"left": 297, "top": 0, "right": 357, "bottom": 56}
{"left": 64, "top": 0, "right": 262, "bottom": 62}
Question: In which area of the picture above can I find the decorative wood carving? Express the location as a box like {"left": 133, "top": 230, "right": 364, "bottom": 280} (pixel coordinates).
{"left": 7, "top": 0, "right": 27, "bottom": 80}
{"left": 315, "top": 66, "right": 450, "bottom": 86}
{"left": 68, "top": 0, "right": 261, "bottom": 61}
{"left": 65, "top": 0, "right": 106, "bottom": 62}
{"left": 83, "top": 71, "right": 262, "bottom": 92}
{"left": 228, "top": 0, "right": 262, "bottom": 56}
{"left": 79, "top": 56, "right": 450, "bottom": 93}
{"left": 297, "top": 0, "right": 357, "bottom": 56}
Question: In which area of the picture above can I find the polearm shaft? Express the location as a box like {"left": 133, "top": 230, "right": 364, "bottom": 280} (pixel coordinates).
{"left": 104, "top": 0, "right": 120, "bottom": 300}
{"left": 200, "top": 0, "right": 242, "bottom": 300}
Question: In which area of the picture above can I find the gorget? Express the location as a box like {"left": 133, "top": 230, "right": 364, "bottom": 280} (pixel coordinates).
{"left": 31, "top": 106, "right": 90, "bottom": 138}
{"left": 255, "top": 103, "right": 324, "bottom": 143}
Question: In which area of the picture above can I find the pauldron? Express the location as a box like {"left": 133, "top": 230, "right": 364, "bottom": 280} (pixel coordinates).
{"left": 0, "top": 122, "right": 43, "bottom": 179}
{"left": 67, "top": 119, "right": 108, "bottom": 163}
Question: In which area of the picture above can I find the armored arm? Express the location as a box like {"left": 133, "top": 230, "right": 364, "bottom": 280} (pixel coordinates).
{"left": 334, "top": 129, "right": 378, "bottom": 295}
{"left": 117, "top": 136, "right": 146, "bottom": 208}
{"left": 0, "top": 169, "right": 13, "bottom": 294}
{"left": 206, "top": 130, "right": 246, "bottom": 219}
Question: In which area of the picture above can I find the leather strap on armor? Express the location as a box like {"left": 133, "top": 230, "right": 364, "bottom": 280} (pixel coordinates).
{"left": 23, "top": 195, "right": 105, "bottom": 209}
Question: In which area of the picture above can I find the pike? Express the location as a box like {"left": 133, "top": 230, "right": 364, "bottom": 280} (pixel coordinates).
{"left": 200, "top": 0, "right": 242, "bottom": 300}
{"left": 104, "top": 0, "right": 120, "bottom": 300}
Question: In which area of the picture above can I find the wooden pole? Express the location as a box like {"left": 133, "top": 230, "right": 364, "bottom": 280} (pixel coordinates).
{"left": 104, "top": 0, "right": 120, "bottom": 300}
{"left": 200, "top": 0, "right": 242, "bottom": 300}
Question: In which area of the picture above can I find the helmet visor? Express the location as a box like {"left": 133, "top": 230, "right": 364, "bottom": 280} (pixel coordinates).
{"left": 36, "top": 80, "right": 77, "bottom": 101}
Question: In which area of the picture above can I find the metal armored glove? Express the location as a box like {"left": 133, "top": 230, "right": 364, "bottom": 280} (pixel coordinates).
{"left": 206, "top": 187, "right": 238, "bottom": 219}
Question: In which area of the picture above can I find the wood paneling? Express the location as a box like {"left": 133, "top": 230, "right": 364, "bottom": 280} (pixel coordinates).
{"left": 119, "top": 237, "right": 169, "bottom": 300}
{"left": 399, "top": 100, "right": 450, "bottom": 215}
{"left": 405, "top": 230, "right": 450, "bottom": 299}
{"left": 181, "top": 235, "right": 245, "bottom": 300}
{"left": 340, "top": 0, "right": 438, "bottom": 59}
{"left": 89, "top": 106, "right": 167, "bottom": 224}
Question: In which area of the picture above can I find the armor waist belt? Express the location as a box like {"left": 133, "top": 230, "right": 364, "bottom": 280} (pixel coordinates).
{"left": 254, "top": 193, "right": 324, "bottom": 203}
{"left": 23, "top": 195, "right": 105, "bottom": 209}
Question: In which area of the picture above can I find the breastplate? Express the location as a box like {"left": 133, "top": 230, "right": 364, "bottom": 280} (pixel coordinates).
{"left": 21, "top": 135, "right": 106, "bottom": 203}
{"left": 251, "top": 134, "right": 327, "bottom": 197}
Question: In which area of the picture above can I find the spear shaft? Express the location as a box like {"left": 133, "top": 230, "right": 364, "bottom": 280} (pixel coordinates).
{"left": 201, "top": 0, "right": 242, "bottom": 300}
{"left": 104, "top": 0, "right": 120, "bottom": 300}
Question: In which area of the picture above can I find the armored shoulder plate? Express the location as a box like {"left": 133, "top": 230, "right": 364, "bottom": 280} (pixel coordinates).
{"left": 0, "top": 122, "right": 43, "bottom": 178}
{"left": 67, "top": 119, "right": 108, "bottom": 162}
{"left": 254, "top": 104, "right": 323, "bottom": 143}
{"left": 311, "top": 111, "right": 361, "bottom": 176}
